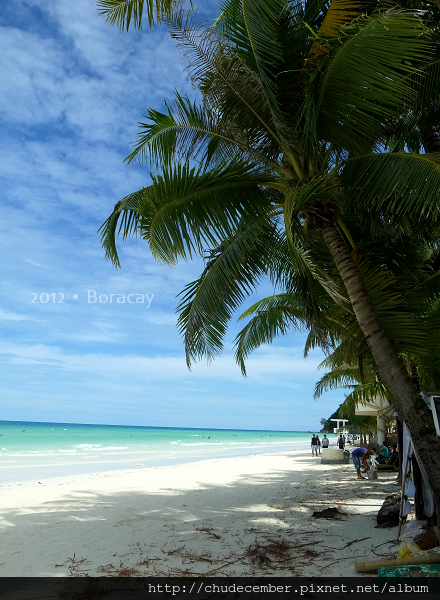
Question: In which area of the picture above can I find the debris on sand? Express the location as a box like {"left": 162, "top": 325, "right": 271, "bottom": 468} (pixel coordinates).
{"left": 414, "top": 529, "right": 439, "bottom": 551}
{"left": 312, "top": 507, "right": 342, "bottom": 519}
{"left": 376, "top": 492, "right": 401, "bottom": 527}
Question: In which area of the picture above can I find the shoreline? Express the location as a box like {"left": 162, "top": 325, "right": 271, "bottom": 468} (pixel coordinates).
{"left": 1, "top": 440, "right": 345, "bottom": 487}
{"left": 0, "top": 445, "right": 318, "bottom": 486}
{"left": 0, "top": 450, "right": 399, "bottom": 577}
{"left": 0, "top": 422, "right": 338, "bottom": 486}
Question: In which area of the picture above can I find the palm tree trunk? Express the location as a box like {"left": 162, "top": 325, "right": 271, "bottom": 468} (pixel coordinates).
{"left": 320, "top": 220, "right": 440, "bottom": 509}
{"left": 358, "top": 353, "right": 365, "bottom": 385}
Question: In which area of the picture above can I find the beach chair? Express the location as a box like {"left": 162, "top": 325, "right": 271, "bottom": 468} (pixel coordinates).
{"left": 377, "top": 455, "right": 399, "bottom": 471}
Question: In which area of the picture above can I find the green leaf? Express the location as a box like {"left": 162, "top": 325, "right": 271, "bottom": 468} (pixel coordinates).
{"left": 282, "top": 178, "right": 347, "bottom": 302}
{"left": 176, "top": 219, "right": 278, "bottom": 367}
{"left": 414, "top": 268, "right": 440, "bottom": 306}
{"left": 342, "top": 152, "right": 440, "bottom": 224}
{"left": 314, "top": 364, "right": 362, "bottom": 399}
{"left": 241, "top": 0, "right": 285, "bottom": 128}
{"left": 166, "top": 5, "right": 283, "bottom": 151}
{"left": 310, "top": 0, "right": 365, "bottom": 56}
{"left": 234, "top": 293, "right": 306, "bottom": 375}
{"left": 98, "top": 189, "right": 145, "bottom": 267}
{"left": 311, "top": 11, "right": 430, "bottom": 153}
{"left": 135, "top": 160, "right": 276, "bottom": 264}
{"left": 355, "top": 256, "right": 427, "bottom": 355}
{"left": 97, "top": 0, "right": 175, "bottom": 30}
{"left": 126, "top": 90, "right": 269, "bottom": 168}
{"left": 342, "top": 380, "right": 393, "bottom": 409}
{"left": 214, "top": 0, "right": 252, "bottom": 54}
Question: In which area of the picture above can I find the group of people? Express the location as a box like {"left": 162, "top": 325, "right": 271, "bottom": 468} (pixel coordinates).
{"left": 378, "top": 443, "right": 399, "bottom": 465}
{"left": 311, "top": 433, "right": 346, "bottom": 454}
{"left": 311, "top": 433, "right": 372, "bottom": 479}
{"left": 336, "top": 434, "right": 356, "bottom": 448}
{"left": 310, "top": 434, "right": 329, "bottom": 456}
{"left": 349, "top": 443, "right": 399, "bottom": 479}
{"left": 310, "top": 433, "right": 400, "bottom": 480}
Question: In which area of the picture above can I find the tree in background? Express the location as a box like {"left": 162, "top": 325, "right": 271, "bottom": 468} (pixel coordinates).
{"left": 319, "top": 405, "right": 343, "bottom": 433}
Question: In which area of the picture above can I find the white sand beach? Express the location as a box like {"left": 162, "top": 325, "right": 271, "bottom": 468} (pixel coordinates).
{"left": 0, "top": 451, "right": 400, "bottom": 577}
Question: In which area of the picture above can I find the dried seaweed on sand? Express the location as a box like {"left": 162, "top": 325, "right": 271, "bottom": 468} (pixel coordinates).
{"left": 312, "top": 507, "right": 344, "bottom": 519}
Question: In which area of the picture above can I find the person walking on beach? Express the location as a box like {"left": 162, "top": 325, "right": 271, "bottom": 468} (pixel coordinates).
{"left": 311, "top": 434, "right": 318, "bottom": 457}
{"left": 321, "top": 435, "right": 329, "bottom": 449}
{"left": 352, "top": 447, "right": 370, "bottom": 479}
{"left": 338, "top": 435, "right": 345, "bottom": 449}
{"left": 316, "top": 435, "right": 321, "bottom": 455}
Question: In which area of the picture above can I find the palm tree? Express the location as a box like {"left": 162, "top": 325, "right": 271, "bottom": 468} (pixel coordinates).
{"left": 240, "top": 230, "right": 440, "bottom": 449}
{"left": 99, "top": 1, "right": 440, "bottom": 504}
{"left": 236, "top": 218, "right": 440, "bottom": 389}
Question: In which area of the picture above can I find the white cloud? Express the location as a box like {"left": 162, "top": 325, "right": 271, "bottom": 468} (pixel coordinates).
{"left": 0, "top": 308, "right": 36, "bottom": 321}
{"left": 0, "top": 26, "right": 67, "bottom": 125}
{"left": 0, "top": 340, "right": 321, "bottom": 382}
{"left": 0, "top": 0, "right": 344, "bottom": 429}
{"left": 24, "top": 259, "right": 49, "bottom": 269}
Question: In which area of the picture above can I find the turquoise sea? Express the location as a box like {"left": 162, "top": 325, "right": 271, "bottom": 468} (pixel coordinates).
{"left": 0, "top": 421, "right": 326, "bottom": 484}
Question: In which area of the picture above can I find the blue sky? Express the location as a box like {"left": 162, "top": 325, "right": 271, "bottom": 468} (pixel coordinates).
{"left": 0, "top": 0, "right": 343, "bottom": 431}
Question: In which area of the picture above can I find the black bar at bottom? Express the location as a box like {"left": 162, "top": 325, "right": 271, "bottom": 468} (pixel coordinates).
{"left": 0, "top": 577, "right": 439, "bottom": 600}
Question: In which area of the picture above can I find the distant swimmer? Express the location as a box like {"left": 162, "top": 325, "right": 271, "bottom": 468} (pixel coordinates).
{"left": 22, "top": 430, "right": 25, "bottom": 432}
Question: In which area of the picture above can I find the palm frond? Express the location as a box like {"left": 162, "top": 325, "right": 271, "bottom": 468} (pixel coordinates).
{"left": 166, "top": 5, "right": 282, "bottom": 150}
{"left": 176, "top": 219, "right": 278, "bottom": 367}
{"left": 423, "top": 299, "right": 440, "bottom": 389}
{"left": 303, "top": 327, "right": 340, "bottom": 357}
{"left": 98, "top": 189, "right": 145, "bottom": 267}
{"left": 234, "top": 293, "right": 306, "bottom": 375}
{"left": 310, "top": 0, "right": 364, "bottom": 56}
{"left": 412, "top": 56, "right": 440, "bottom": 113}
{"left": 97, "top": 0, "right": 175, "bottom": 30}
{"left": 342, "top": 152, "right": 440, "bottom": 224}
{"left": 314, "top": 364, "right": 361, "bottom": 399}
{"left": 413, "top": 269, "right": 440, "bottom": 306}
{"left": 342, "top": 380, "right": 393, "bottom": 409}
{"left": 318, "top": 0, "right": 364, "bottom": 36}
{"left": 126, "top": 90, "right": 272, "bottom": 169}
{"left": 304, "top": 329, "right": 321, "bottom": 357}
{"left": 283, "top": 182, "right": 347, "bottom": 302}
{"left": 309, "top": 11, "right": 430, "bottom": 154}
{"left": 136, "top": 159, "right": 275, "bottom": 265}
{"left": 214, "top": 0, "right": 252, "bottom": 53}
{"left": 240, "top": 0, "right": 289, "bottom": 138}
{"left": 356, "top": 256, "right": 427, "bottom": 355}
{"left": 318, "top": 336, "right": 372, "bottom": 370}
{"left": 284, "top": 175, "right": 338, "bottom": 222}
{"left": 338, "top": 397, "right": 378, "bottom": 431}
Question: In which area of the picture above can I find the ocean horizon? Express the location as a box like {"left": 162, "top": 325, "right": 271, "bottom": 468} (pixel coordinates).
{"left": 0, "top": 420, "right": 335, "bottom": 484}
